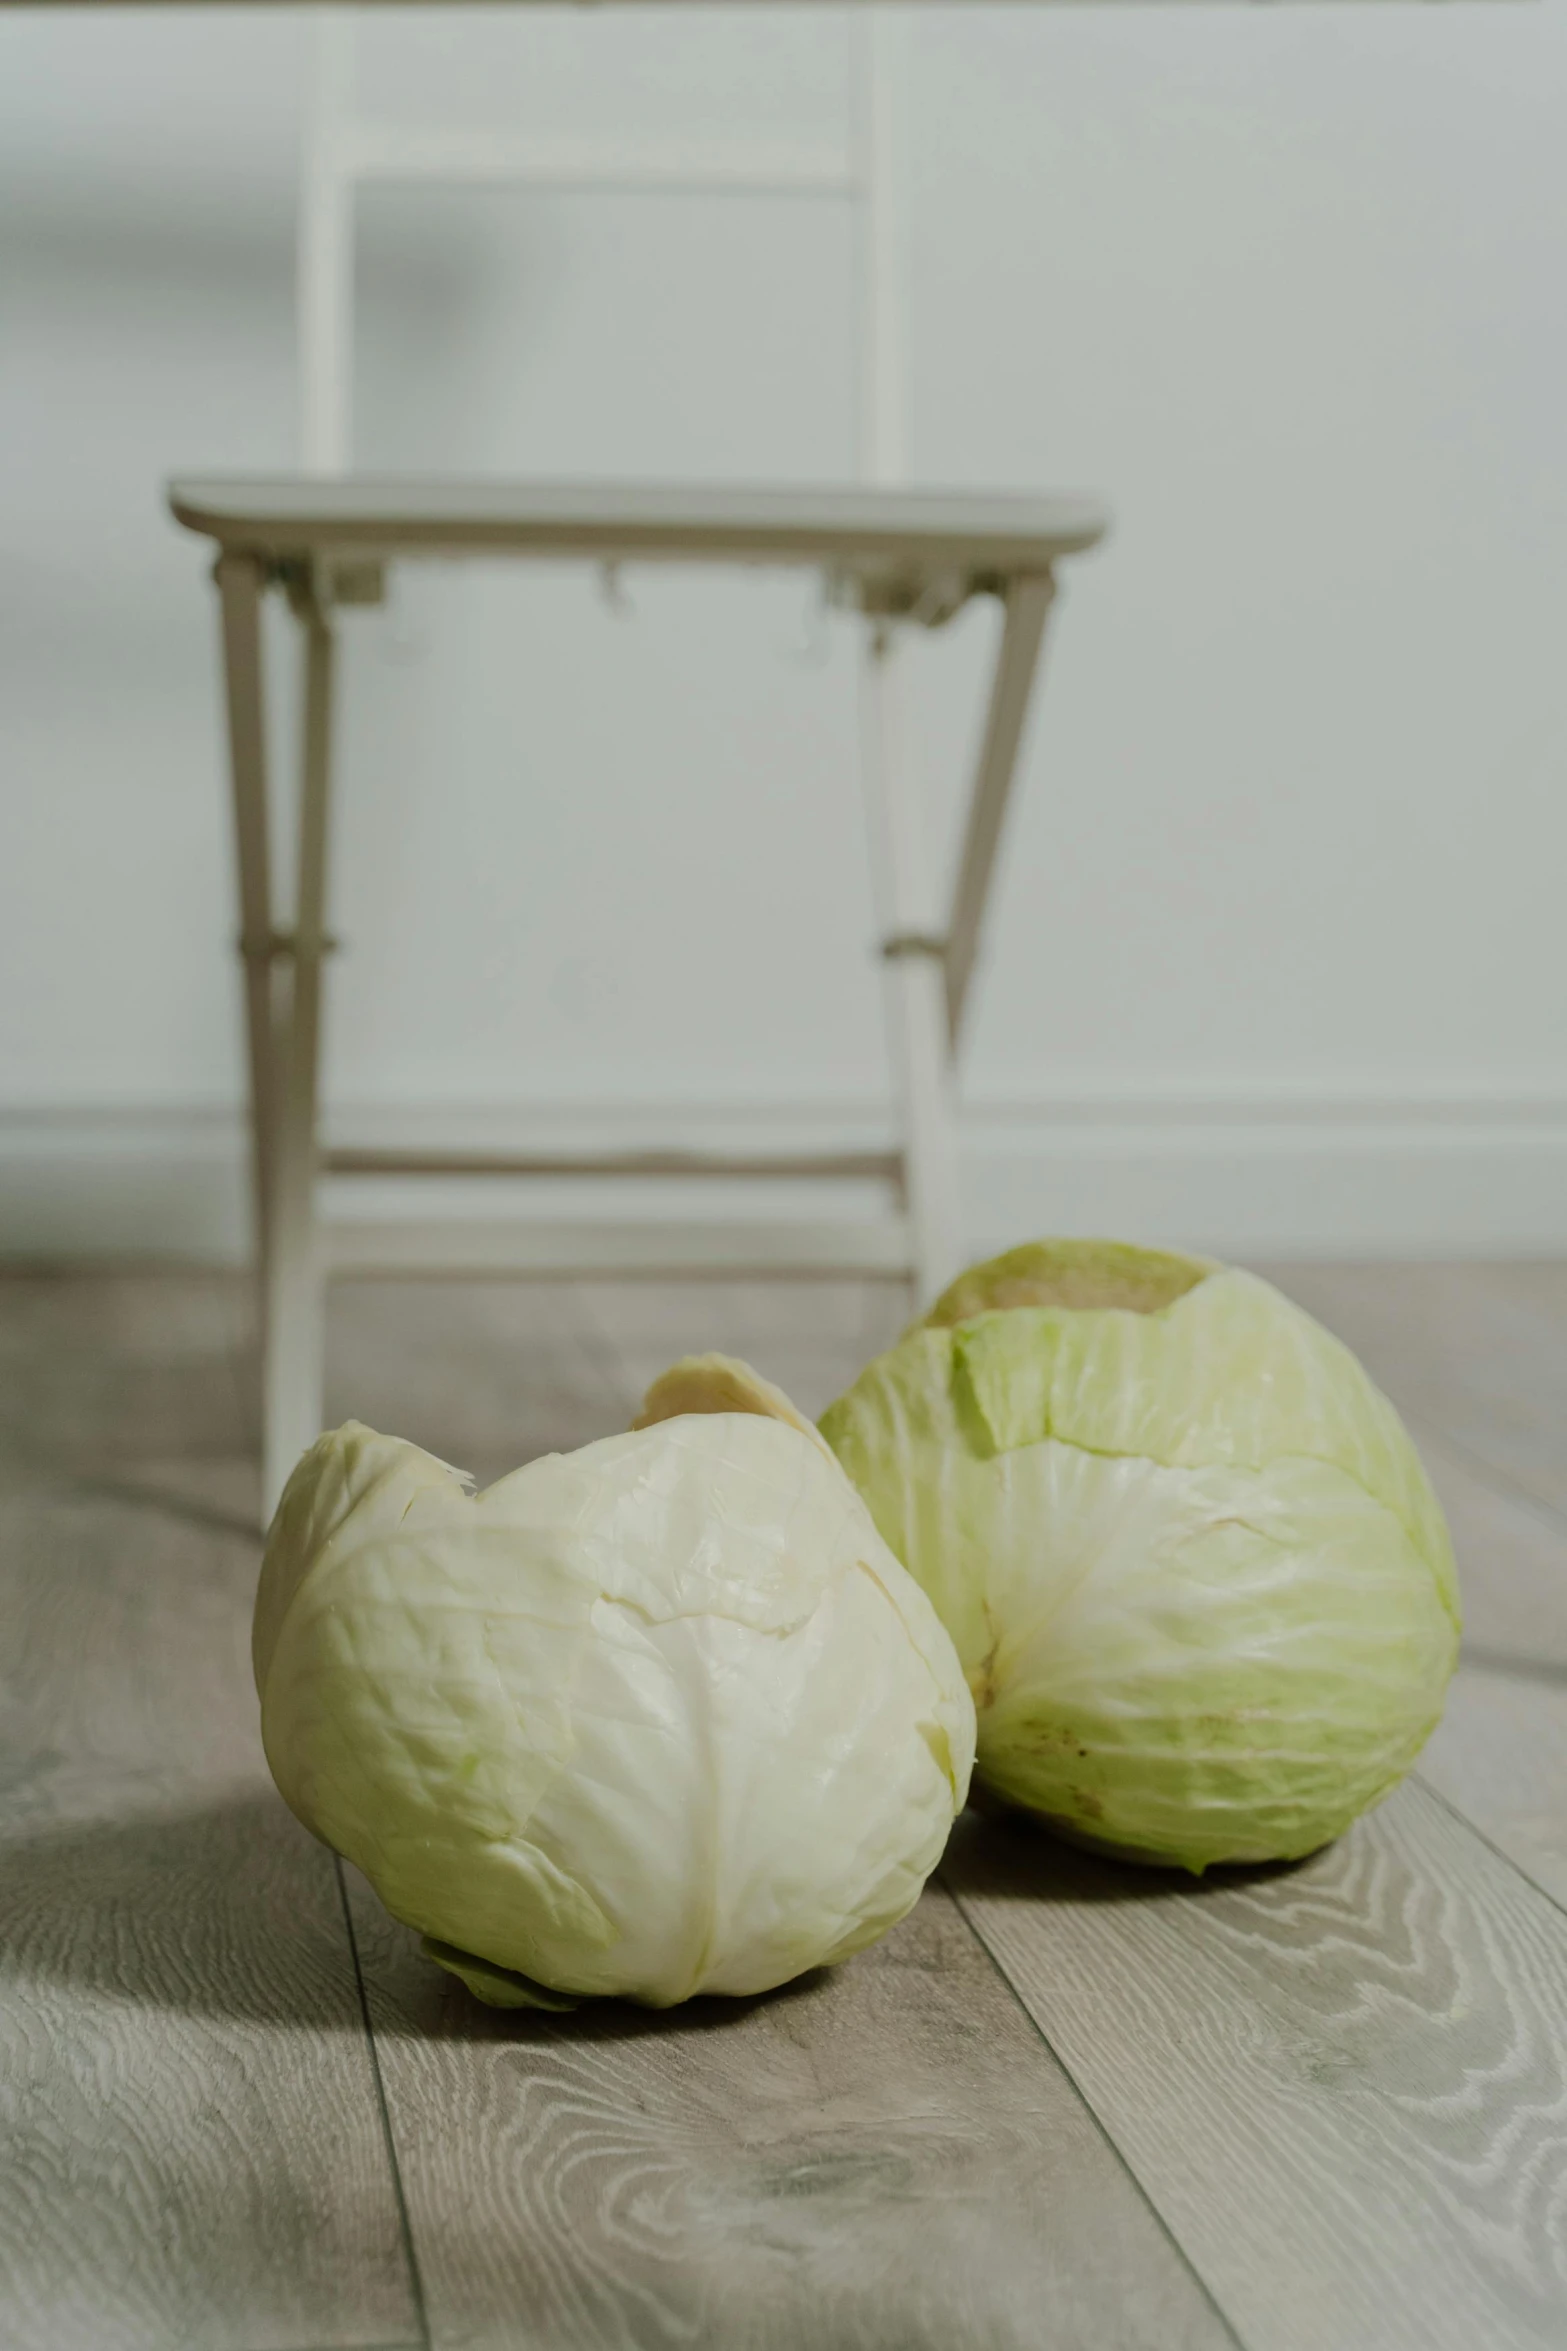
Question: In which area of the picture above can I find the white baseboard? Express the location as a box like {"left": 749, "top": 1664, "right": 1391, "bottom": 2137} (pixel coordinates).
{"left": 4, "top": 1093, "right": 1567, "bottom": 1265}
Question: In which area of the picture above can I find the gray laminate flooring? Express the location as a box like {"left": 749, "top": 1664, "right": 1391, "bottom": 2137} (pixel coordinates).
{"left": 2, "top": 1264, "right": 1564, "bottom": 2351}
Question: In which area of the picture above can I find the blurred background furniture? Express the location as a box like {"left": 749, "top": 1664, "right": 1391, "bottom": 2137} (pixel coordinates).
{"left": 12, "top": 7, "right": 1559, "bottom": 1279}
{"left": 178, "top": 14, "right": 1108, "bottom": 1518}
{"left": 172, "top": 475, "right": 1106, "bottom": 1515}
{"left": 296, "top": 10, "right": 911, "bottom": 481}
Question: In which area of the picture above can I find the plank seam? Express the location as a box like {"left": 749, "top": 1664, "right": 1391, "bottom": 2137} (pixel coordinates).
{"left": 1456, "top": 1644, "right": 1567, "bottom": 1690}
{"left": 334, "top": 1858, "right": 433, "bottom": 2351}
{"left": 1408, "top": 1405, "right": 1567, "bottom": 1542}
{"left": 566, "top": 1278, "right": 651, "bottom": 1430}
{"left": 938, "top": 1867, "right": 1250, "bottom": 2351}
{"left": 1411, "top": 1770, "right": 1567, "bottom": 1931}
{"left": 65, "top": 1473, "right": 263, "bottom": 1547}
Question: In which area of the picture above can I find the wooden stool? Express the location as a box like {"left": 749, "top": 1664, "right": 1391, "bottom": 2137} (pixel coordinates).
{"left": 170, "top": 474, "right": 1107, "bottom": 1517}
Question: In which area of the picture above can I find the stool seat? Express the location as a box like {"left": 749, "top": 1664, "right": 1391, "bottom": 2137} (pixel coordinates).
{"left": 171, "top": 474, "right": 1106, "bottom": 569}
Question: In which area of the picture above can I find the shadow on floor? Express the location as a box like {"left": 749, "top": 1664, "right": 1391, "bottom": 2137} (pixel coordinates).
{"left": 72, "top": 1471, "right": 263, "bottom": 1546}
{"left": 399, "top": 1954, "right": 839, "bottom": 2052}
{"left": 1, "top": 1779, "right": 835, "bottom": 2046}
{"left": 942, "top": 1801, "right": 1315, "bottom": 1909}
{"left": 1, "top": 1783, "right": 369, "bottom": 2031}
{"left": 3, "top": 1769, "right": 1309, "bottom": 2050}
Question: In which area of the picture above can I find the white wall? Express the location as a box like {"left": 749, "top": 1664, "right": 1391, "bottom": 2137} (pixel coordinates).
{"left": 3, "top": 5, "right": 1566, "bottom": 1261}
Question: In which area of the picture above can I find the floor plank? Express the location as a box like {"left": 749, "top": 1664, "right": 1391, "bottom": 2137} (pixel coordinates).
{"left": 579, "top": 1275, "right": 909, "bottom": 1424}
{"left": 1260, "top": 1261, "right": 1567, "bottom": 1522}
{"left": 0, "top": 1269, "right": 254, "bottom": 1476}
{"left": 1422, "top": 1664, "right": 1567, "bottom": 1916}
{"left": 1413, "top": 1430, "right": 1567, "bottom": 1672}
{"left": 6, "top": 1263, "right": 1567, "bottom": 2351}
{"left": 946, "top": 1784, "right": 1567, "bottom": 2351}
{"left": 0, "top": 1484, "right": 418, "bottom": 2351}
{"left": 1458, "top": 1260, "right": 1567, "bottom": 1326}
{"left": 325, "top": 1278, "right": 630, "bottom": 1482}
{"left": 345, "top": 1872, "right": 1234, "bottom": 2351}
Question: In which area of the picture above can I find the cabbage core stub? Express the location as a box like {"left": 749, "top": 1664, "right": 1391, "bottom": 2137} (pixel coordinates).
{"left": 924, "top": 1238, "right": 1213, "bottom": 1326}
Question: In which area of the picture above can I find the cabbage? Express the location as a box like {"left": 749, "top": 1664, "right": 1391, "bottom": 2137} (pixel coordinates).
{"left": 819, "top": 1240, "right": 1459, "bottom": 1872}
{"left": 254, "top": 1358, "right": 974, "bottom": 2008}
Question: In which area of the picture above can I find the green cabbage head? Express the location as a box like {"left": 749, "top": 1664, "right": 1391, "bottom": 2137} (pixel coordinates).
{"left": 819, "top": 1240, "right": 1459, "bottom": 1872}
{"left": 254, "top": 1358, "right": 974, "bottom": 2008}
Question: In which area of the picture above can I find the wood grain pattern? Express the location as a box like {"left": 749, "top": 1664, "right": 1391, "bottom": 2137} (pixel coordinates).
{"left": 1422, "top": 1664, "right": 1567, "bottom": 1915}
{"left": 0, "top": 1269, "right": 254, "bottom": 1477}
{"left": 7, "top": 1265, "right": 1567, "bottom": 2351}
{"left": 0, "top": 1483, "right": 418, "bottom": 2351}
{"left": 947, "top": 1784, "right": 1567, "bottom": 2351}
{"left": 345, "top": 1871, "right": 1234, "bottom": 2351}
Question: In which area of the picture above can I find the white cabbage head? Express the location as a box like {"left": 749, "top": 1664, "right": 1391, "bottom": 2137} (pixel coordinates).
{"left": 254, "top": 1357, "right": 974, "bottom": 2008}
{"left": 820, "top": 1241, "right": 1460, "bottom": 1873}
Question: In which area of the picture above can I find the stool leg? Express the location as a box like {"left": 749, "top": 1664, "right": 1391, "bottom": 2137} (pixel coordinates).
{"left": 262, "top": 582, "right": 337, "bottom": 1521}
{"left": 859, "top": 624, "right": 962, "bottom": 1308}
{"left": 944, "top": 571, "right": 1057, "bottom": 1047}
{"left": 215, "top": 556, "right": 282, "bottom": 1522}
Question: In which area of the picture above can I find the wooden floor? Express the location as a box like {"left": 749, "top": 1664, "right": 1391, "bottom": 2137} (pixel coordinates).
{"left": 2, "top": 1264, "right": 1565, "bottom": 2351}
